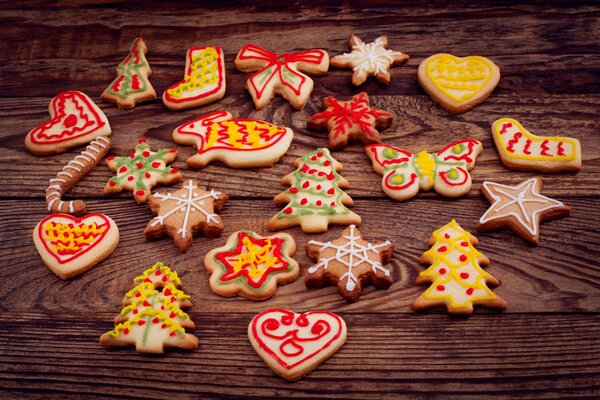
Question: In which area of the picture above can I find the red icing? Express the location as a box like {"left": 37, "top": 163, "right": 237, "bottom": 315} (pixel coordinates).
{"left": 460, "top": 272, "right": 469, "bottom": 279}
{"left": 459, "top": 255, "right": 467, "bottom": 262}
{"left": 437, "top": 285, "right": 445, "bottom": 291}
{"left": 437, "top": 246, "right": 447, "bottom": 252}
{"left": 283, "top": 207, "right": 292, "bottom": 214}
{"left": 466, "top": 288, "right": 474, "bottom": 295}
{"left": 289, "top": 187, "right": 298, "bottom": 194}
{"left": 439, "top": 268, "right": 447, "bottom": 274}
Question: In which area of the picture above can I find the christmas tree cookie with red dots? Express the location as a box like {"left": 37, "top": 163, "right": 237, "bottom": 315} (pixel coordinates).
{"left": 412, "top": 220, "right": 507, "bottom": 315}
{"left": 103, "top": 139, "right": 182, "bottom": 203}
{"left": 267, "top": 148, "right": 361, "bottom": 233}
{"left": 100, "top": 262, "right": 198, "bottom": 354}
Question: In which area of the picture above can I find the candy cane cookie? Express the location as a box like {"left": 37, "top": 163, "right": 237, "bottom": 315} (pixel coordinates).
{"left": 46, "top": 136, "right": 112, "bottom": 216}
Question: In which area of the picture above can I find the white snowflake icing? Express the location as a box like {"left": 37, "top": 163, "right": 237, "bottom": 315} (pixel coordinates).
{"left": 308, "top": 225, "right": 391, "bottom": 292}
{"left": 150, "top": 181, "right": 220, "bottom": 238}
{"left": 337, "top": 37, "right": 401, "bottom": 76}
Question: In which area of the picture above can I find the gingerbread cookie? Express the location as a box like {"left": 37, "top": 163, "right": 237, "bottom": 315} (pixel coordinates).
{"left": 204, "top": 231, "right": 299, "bottom": 300}
{"left": 25, "top": 91, "right": 111, "bottom": 156}
{"left": 307, "top": 92, "right": 393, "bottom": 149}
{"left": 103, "top": 139, "right": 182, "bottom": 203}
{"left": 100, "top": 262, "right": 198, "bottom": 354}
{"left": 163, "top": 46, "right": 226, "bottom": 111}
{"left": 366, "top": 140, "right": 483, "bottom": 201}
{"left": 46, "top": 136, "right": 111, "bottom": 215}
{"left": 412, "top": 220, "right": 507, "bottom": 315}
{"left": 305, "top": 225, "right": 394, "bottom": 302}
{"left": 144, "top": 179, "right": 228, "bottom": 252}
{"left": 492, "top": 118, "right": 581, "bottom": 173}
{"left": 418, "top": 53, "right": 500, "bottom": 114}
{"left": 101, "top": 37, "right": 156, "bottom": 109}
{"left": 172, "top": 110, "right": 293, "bottom": 168}
{"left": 330, "top": 35, "right": 409, "bottom": 86}
{"left": 235, "top": 44, "right": 329, "bottom": 110}
{"left": 248, "top": 309, "right": 347, "bottom": 381}
{"left": 268, "top": 148, "right": 361, "bottom": 233}
{"left": 33, "top": 213, "right": 119, "bottom": 279}
{"left": 478, "top": 178, "right": 570, "bottom": 245}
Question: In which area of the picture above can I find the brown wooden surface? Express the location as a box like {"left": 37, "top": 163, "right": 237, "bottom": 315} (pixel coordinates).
{"left": 1, "top": 1, "right": 599, "bottom": 399}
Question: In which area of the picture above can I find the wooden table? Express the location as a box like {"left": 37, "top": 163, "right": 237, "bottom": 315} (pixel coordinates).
{"left": 1, "top": 2, "right": 599, "bottom": 399}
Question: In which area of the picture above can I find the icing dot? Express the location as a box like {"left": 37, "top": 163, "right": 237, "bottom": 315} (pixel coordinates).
{"left": 129, "top": 153, "right": 135, "bottom": 158}
{"left": 316, "top": 184, "right": 321, "bottom": 190}
{"left": 161, "top": 323, "right": 167, "bottom": 329}
{"left": 171, "top": 167, "right": 179, "bottom": 174}
{"left": 461, "top": 241, "right": 468, "bottom": 247}
{"left": 460, "top": 272, "right": 469, "bottom": 279}
{"left": 327, "top": 173, "right": 335, "bottom": 181}
{"left": 327, "top": 188, "right": 335, "bottom": 195}
{"left": 138, "top": 320, "right": 145, "bottom": 326}
{"left": 302, "top": 181, "right": 310, "bottom": 189}
{"left": 135, "top": 190, "right": 145, "bottom": 196}
{"left": 459, "top": 255, "right": 467, "bottom": 262}
{"left": 107, "top": 156, "right": 115, "bottom": 161}
{"left": 437, "top": 285, "right": 445, "bottom": 291}
{"left": 155, "top": 270, "right": 162, "bottom": 276}
{"left": 136, "top": 162, "right": 144, "bottom": 169}
{"left": 170, "top": 332, "right": 176, "bottom": 337}
{"left": 169, "top": 148, "right": 176, "bottom": 153}
{"left": 152, "top": 317, "right": 159, "bottom": 324}
{"left": 466, "top": 288, "right": 474, "bottom": 295}
{"left": 437, "top": 246, "right": 448, "bottom": 252}
{"left": 144, "top": 172, "right": 151, "bottom": 179}
{"left": 169, "top": 311, "right": 176, "bottom": 318}
{"left": 163, "top": 288, "right": 172, "bottom": 296}
{"left": 300, "top": 198, "right": 308, "bottom": 205}
{"left": 162, "top": 275, "right": 168, "bottom": 282}
{"left": 127, "top": 176, "right": 134, "bottom": 181}
{"left": 152, "top": 162, "right": 161, "bottom": 168}
{"left": 439, "top": 268, "right": 446, "bottom": 274}
{"left": 324, "top": 160, "right": 331, "bottom": 166}
{"left": 143, "top": 300, "right": 151, "bottom": 307}
{"left": 108, "top": 180, "right": 116, "bottom": 187}
{"left": 316, "top": 200, "right": 322, "bottom": 206}
{"left": 138, "top": 138, "right": 147, "bottom": 143}
{"left": 135, "top": 292, "right": 142, "bottom": 297}
{"left": 283, "top": 207, "right": 293, "bottom": 214}
{"left": 143, "top": 278, "right": 151, "bottom": 283}
{"left": 330, "top": 201, "right": 336, "bottom": 206}
{"left": 311, "top": 155, "right": 317, "bottom": 161}
{"left": 317, "top": 152, "right": 323, "bottom": 157}
{"left": 124, "top": 328, "right": 129, "bottom": 335}
{"left": 289, "top": 187, "right": 299, "bottom": 193}
{"left": 444, "top": 233, "right": 450, "bottom": 239}
{"left": 119, "top": 166, "right": 127, "bottom": 173}
{"left": 143, "top": 151, "right": 150, "bottom": 158}
{"left": 133, "top": 309, "right": 138, "bottom": 314}
{"left": 64, "top": 114, "right": 77, "bottom": 128}
{"left": 63, "top": 232, "right": 69, "bottom": 238}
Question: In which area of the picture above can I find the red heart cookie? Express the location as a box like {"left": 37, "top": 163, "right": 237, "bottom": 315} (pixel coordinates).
{"left": 248, "top": 309, "right": 347, "bottom": 381}
{"left": 33, "top": 213, "right": 120, "bottom": 279}
{"left": 25, "top": 91, "right": 111, "bottom": 156}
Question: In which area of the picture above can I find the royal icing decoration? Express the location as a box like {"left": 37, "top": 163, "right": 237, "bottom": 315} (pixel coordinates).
{"left": 491, "top": 118, "right": 581, "bottom": 172}
{"left": 330, "top": 35, "right": 409, "bottom": 86}
{"left": 162, "top": 46, "right": 226, "bottom": 110}
{"left": 235, "top": 44, "right": 329, "bottom": 110}
{"left": 478, "top": 178, "right": 570, "bottom": 244}
{"left": 172, "top": 110, "right": 293, "bottom": 168}
{"left": 204, "top": 231, "right": 299, "bottom": 300}
{"left": 308, "top": 92, "right": 393, "bottom": 149}
{"left": 100, "top": 262, "right": 198, "bottom": 354}
{"left": 33, "top": 213, "right": 119, "bottom": 279}
{"left": 267, "top": 148, "right": 361, "bottom": 233}
{"left": 102, "top": 37, "right": 156, "bottom": 109}
{"left": 248, "top": 309, "right": 347, "bottom": 381}
{"left": 412, "top": 220, "right": 507, "bottom": 315}
{"left": 305, "top": 225, "right": 394, "bottom": 302}
{"left": 25, "top": 91, "right": 111, "bottom": 155}
{"left": 103, "top": 139, "right": 182, "bottom": 203}
{"left": 144, "top": 179, "right": 228, "bottom": 252}
{"left": 46, "top": 136, "right": 111, "bottom": 215}
{"left": 366, "top": 140, "right": 483, "bottom": 201}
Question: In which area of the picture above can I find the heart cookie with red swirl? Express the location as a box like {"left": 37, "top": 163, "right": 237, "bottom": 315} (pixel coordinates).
{"left": 25, "top": 91, "right": 111, "bottom": 156}
{"left": 248, "top": 309, "right": 347, "bottom": 381}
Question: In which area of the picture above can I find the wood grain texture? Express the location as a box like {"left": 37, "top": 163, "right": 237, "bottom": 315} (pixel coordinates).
{"left": 0, "top": 1, "right": 599, "bottom": 399}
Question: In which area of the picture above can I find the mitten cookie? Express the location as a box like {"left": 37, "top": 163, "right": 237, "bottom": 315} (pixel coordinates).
{"left": 307, "top": 92, "right": 393, "bottom": 149}
{"left": 25, "top": 91, "right": 111, "bottom": 156}
{"left": 235, "top": 44, "right": 329, "bottom": 110}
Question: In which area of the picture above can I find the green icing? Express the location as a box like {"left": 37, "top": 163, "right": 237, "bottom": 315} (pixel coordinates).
{"left": 106, "top": 38, "right": 150, "bottom": 99}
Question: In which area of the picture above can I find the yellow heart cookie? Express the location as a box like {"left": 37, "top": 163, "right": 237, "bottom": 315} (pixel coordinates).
{"left": 418, "top": 53, "right": 500, "bottom": 114}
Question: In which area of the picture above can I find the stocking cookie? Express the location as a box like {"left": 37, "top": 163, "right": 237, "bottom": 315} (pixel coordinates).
{"left": 248, "top": 309, "right": 347, "bottom": 381}
{"left": 101, "top": 37, "right": 156, "bottom": 109}
{"left": 204, "top": 231, "right": 299, "bottom": 300}
{"left": 305, "top": 225, "right": 394, "bottom": 302}
{"left": 144, "top": 179, "right": 228, "bottom": 252}
{"left": 163, "top": 46, "right": 226, "bottom": 110}
{"left": 46, "top": 136, "right": 111, "bottom": 215}
{"left": 478, "top": 178, "right": 570, "bottom": 244}
{"left": 307, "top": 92, "right": 393, "bottom": 149}
{"left": 33, "top": 213, "right": 119, "bottom": 279}
{"left": 103, "top": 139, "right": 182, "bottom": 203}
{"left": 366, "top": 140, "right": 483, "bottom": 201}
{"left": 235, "top": 44, "right": 329, "bottom": 110}
{"left": 172, "top": 110, "right": 293, "bottom": 168}
{"left": 25, "top": 91, "right": 111, "bottom": 156}
{"left": 492, "top": 118, "right": 582, "bottom": 172}
{"left": 268, "top": 148, "right": 361, "bottom": 233}
{"left": 412, "top": 220, "right": 507, "bottom": 315}
{"left": 330, "top": 35, "right": 409, "bottom": 86}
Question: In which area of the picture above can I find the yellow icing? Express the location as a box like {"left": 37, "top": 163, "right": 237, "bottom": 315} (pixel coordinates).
{"left": 414, "top": 150, "right": 435, "bottom": 186}
{"left": 133, "top": 262, "right": 181, "bottom": 286}
{"left": 42, "top": 221, "right": 106, "bottom": 253}
{"left": 205, "top": 120, "right": 286, "bottom": 150}
{"left": 231, "top": 236, "right": 277, "bottom": 280}
{"left": 167, "top": 47, "right": 219, "bottom": 98}
{"left": 426, "top": 54, "right": 494, "bottom": 102}
{"left": 106, "top": 308, "right": 185, "bottom": 338}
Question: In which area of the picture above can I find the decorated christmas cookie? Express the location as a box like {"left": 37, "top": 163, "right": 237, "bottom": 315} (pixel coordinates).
{"left": 33, "top": 213, "right": 119, "bottom": 279}
{"left": 478, "top": 177, "right": 570, "bottom": 245}
{"left": 163, "top": 46, "right": 226, "bottom": 111}
{"left": 305, "top": 225, "right": 394, "bottom": 302}
{"left": 418, "top": 54, "right": 500, "bottom": 114}
{"left": 268, "top": 148, "right": 361, "bottom": 233}
{"left": 492, "top": 118, "right": 581, "bottom": 173}
{"left": 144, "top": 179, "right": 228, "bottom": 252}
{"left": 100, "top": 262, "right": 198, "bottom": 354}
{"left": 46, "top": 136, "right": 111, "bottom": 215}
{"left": 366, "top": 140, "right": 482, "bottom": 201}
{"left": 248, "top": 309, "right": 347, "bottom": 381}
{"left": 412, "top": 220, "right": 507, "bottom": 315}
{"left": 25, "top": 91, "right": 111, "bottom": 156}
{"left": 307, "top": 92, "right": 393, "bottom": 149}
{"left": 204, "top": 231, "right": 299, "bottom": 300}
{"left": 101, "top": 37, "right": 156, "bottom": 109}
{"left": 172, "top": 110, "right": 293, "bottom": 168}
{"left": 235, "top": 44, "right": 329, "bottom": 110}
{"left": 103, "top": 139, "right": 182, "bottom": 203}
{"left": 330, "top": 35, "right": 409, "bottom": 86}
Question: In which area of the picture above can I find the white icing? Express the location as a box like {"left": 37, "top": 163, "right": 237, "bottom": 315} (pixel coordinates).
{"left": 46, "top": 185, "right": 63, "bottom": 191}
{"left": 70, "top": 160, "right": 86, "bottom": 168}
{"left": 47, "top": 198, "right": 58, "bottom": 211}
{"left": 58, "top": 171, "right": 73, "bottom": 178}
{"left": 49, "top": 178, "right": 66, "bottom": 184}
{"left": 69, "top": 202, "right": 74, "bottom": 213}
{"left": 46, "top": 192, "right": 60, "bottom": 198}
{"left": 64, "top": 164, "right": 82, "bottom": 173}
{"left": 58, "top": 201, "right": 64, "bottom": 210}
{"left": 77, "top": 154, "right": 92, "bottom": 162}
{"left": 82, "top": 151, "right": 97, "bottom": 161}
{"left": 337, "top": 37, "right": 401, "bottom": 76}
